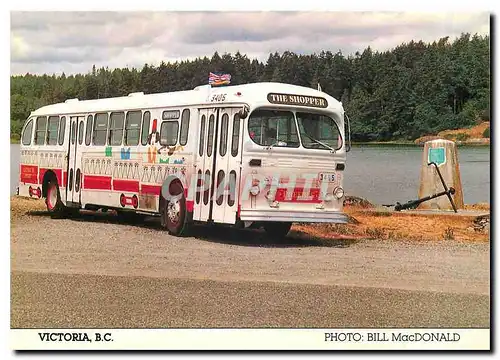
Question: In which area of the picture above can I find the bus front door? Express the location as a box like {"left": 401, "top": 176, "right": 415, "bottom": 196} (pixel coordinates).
{"left": 194, "top": 107, "right": 243, "bottom": 224}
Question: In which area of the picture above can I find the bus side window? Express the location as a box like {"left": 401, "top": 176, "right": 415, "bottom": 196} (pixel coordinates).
{"left": 160, "top": 121, "right": 179, "bottom": 146}
{"left": 141, "top": 111, "right": 151, "bottom": 146}
{"left": 58, "top": 117, "right": 66, "bottom": 145}
{"left": 93, "top": 113, "right": 109, "bottom": 146}
{"left": 109, "top": 112, "right": 125, "bottom": 146}
{"left": 231, "top": 114, "right": 240, "bottom": 157}
{"left": 125, "top": 111, "right": 142, "bottom": 146}
{"left": 21, "top": 118, "right": 34, "bottom": 145}
{"left": 34, "top": 116, "right": 47, "bottom": 145}
{"left": 85, "top": 115, "right": 93, "bottom": 146}
{"left": 47, "top": 116, "right": 59, "bottom": 145}
{"left": 179, "top": 109, "right": 190, "bottom": 146}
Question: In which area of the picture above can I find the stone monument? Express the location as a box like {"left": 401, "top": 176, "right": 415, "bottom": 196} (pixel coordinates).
{"left": 417, "top": 139, "right": 464, "bottom": 210}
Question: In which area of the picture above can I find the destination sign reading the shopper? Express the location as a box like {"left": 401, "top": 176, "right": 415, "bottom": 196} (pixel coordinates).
{"left": 267, "top": 93, "right": 328, "bottom": 108}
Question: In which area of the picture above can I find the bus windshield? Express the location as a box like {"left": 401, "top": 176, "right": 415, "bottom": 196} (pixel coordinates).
{"left": 248, "top": 109, "right": 342, "bottom": 150}
{"left": 296, "top": 112, "right": 342, "bottom": 150}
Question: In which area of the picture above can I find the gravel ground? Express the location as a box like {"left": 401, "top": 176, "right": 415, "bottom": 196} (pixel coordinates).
{"left": 10, "top": 209, "right": 490, "bottom": 328}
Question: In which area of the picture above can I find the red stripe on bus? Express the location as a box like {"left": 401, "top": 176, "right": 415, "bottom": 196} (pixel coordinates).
{"left": 186, "top": 200, "right": 194, "bottom": 212}
{"left": 20, "top": 165, "right": 38, "bottom": 184}
{"left": 113, "top": 179, "right": 140, "bottom": 193}
{"left": 83, "top": 175, "right": 112, "bottom": 190}
{"left": 274, "top": 187, "right": 322, "bottom": 203}
{"left": 52, "top": 169, "right": 62, "bottom": 186}
{"left": 38, "top": 168, "right": 47, "bottom": 184}
{"left": 63, "top": 171, "right": 68, "bottom": 187}
{"left": 141, "top": 184, "right": 161, "bottom": 196}
{"left": 36, "top": 168, "right": 63, "bottom": 186}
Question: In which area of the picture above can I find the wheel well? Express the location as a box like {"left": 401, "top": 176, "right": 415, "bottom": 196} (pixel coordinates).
{"left": 42, "top": 170, "right": 58, "bottom": 198}
{"left": 158, "top": 177, "right": 183, "bottom": 211}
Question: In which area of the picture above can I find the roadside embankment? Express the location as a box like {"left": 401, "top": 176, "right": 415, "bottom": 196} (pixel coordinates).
{"left": 10, "top": 196, "right": 489, "bottom": 243}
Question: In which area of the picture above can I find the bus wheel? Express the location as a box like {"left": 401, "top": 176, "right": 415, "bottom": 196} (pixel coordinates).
{"left": 45, "top": 179, "right": 64, "bottom": 217}
{"left": 161, "top": 182, "right": 189, "bottom": 236}
{"left": 263, "top": 222, "right": 292, "bottom": 240}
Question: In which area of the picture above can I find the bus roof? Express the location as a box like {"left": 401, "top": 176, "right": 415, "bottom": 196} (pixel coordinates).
{"left": 30, "top": 82, "right": 344, "bottom": 117}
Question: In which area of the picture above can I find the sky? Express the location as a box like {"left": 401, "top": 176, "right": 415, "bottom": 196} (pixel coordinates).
{"left": 10, "top": 11, "right": 490, "bottom": 76}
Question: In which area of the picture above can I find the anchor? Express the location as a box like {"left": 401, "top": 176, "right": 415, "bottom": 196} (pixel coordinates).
{"left": 393, "top": 162, "right": 458, "bottom": 213}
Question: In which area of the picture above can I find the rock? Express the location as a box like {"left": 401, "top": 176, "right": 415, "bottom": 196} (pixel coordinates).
{"left": 473, "top": 214, "right": 490, "bottom": 233}
{"left": 343, "top": 196, "right": 375, "bottom": 208}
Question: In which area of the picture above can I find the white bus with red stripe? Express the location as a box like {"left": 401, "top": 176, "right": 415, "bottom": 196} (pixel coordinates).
{"left": 18, "top": 82, "right": 350, "bottom": 238}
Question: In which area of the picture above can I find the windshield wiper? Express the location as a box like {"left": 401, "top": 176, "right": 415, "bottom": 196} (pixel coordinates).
{"left": 301, "top": 132, "right": 336, "bottom": 153}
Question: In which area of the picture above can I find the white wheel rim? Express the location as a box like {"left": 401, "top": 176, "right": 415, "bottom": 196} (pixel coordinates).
{"left": 49, "top": 186, "right": 57, "bottom": 208}
{"left": 167, "top": 200, "right": 180, "bottom": 224}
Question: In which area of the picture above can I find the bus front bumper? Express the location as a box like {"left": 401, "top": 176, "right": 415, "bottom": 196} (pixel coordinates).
{"left": 239, "top": 209, "right": 349, "bottom": 224}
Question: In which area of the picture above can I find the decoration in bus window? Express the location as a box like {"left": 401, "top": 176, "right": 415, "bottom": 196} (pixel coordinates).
{"left": 162, "top": 110, "right": 180, "bottom": 120}
{"left": 267, "top": 93, "right": 328, "bottom": 108}
{"left": 105, "top": 146, "right": 112, "bottom": 157}
{"left": 147, "top": 119, "right": 160, "bottom": 145}
{"left": 120, "top": 147, "right": 131, "bottom": 160}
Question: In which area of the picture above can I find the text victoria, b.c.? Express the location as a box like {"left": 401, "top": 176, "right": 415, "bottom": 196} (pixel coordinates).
{"left": 38, "top": 332, "right": 113, "bottom": 342}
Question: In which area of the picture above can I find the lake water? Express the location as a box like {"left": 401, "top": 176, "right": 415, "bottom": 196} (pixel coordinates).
{"left": 10, "top": 144, "right": 490, "bottom": 205}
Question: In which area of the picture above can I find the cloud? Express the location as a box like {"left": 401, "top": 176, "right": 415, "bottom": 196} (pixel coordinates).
{"left": 10, "top": 11, "right": 490, "bottom": 75}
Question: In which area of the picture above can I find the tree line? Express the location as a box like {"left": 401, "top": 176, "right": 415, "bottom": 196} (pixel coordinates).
{"left": 10, "top": 33, "right": 489, "bottom": 142}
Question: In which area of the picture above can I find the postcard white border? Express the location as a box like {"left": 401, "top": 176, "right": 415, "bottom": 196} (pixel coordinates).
{"left": 11, "top": 328, "right": 490, "bottom": 350}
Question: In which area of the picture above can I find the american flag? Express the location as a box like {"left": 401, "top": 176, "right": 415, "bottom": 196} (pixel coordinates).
{"left": 209, "top": 72, "right": 231, "bottom": 86}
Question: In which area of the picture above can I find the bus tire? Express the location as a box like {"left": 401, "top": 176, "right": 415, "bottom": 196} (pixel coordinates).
{"left": 263, "top": 222, "right": 292, "bottom": 240}
{"left": 161, "top": 181, "right": 189, "bottom": 236}
{"left": 45, "top": 179, "right": 65, "bottom": 217}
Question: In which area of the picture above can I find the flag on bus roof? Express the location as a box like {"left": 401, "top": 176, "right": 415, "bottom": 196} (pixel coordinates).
{"left": 209, "top": 72, "right": 231, "bottom": 86}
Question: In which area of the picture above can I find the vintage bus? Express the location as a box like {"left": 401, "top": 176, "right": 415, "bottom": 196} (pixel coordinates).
{"left": 17, "top": 82, "right": 351, "bottom": 238}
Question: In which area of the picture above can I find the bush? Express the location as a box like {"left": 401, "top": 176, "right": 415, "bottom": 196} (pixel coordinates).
{"left": 483, "top": 127, "right": 490, "bottom": 138}
{"left": 455, "top": 133, "right": 470, "bottom": 141}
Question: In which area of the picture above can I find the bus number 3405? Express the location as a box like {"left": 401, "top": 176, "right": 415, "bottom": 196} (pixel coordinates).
{"left": 210, "top": 94, "right": 226, "bottom": 102}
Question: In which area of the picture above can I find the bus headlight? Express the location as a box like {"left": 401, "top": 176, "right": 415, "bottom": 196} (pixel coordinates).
{"left": 333, "top": 186, "right": 344, "bottom": 199}
{"left": 250, "top": 186, "right": 260, "bottom": 196}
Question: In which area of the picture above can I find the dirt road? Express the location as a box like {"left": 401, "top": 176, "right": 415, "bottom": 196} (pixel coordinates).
{"left": 11, "top": 209, "right": 490, "bottom": 328}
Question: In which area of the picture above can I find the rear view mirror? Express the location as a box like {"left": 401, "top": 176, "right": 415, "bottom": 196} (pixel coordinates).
{"left": 238, "top": 105, "right": 250, "bottom": 119}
